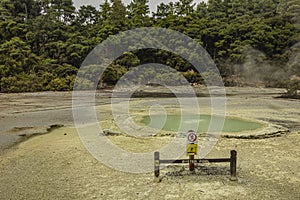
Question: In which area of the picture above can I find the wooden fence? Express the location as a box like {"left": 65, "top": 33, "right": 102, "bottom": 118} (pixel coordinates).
{"left": 154, "top": 150, "right": 237, "bottom": 180}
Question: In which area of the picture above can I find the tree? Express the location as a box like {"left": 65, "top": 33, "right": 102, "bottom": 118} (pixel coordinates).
{"left": 0, "top": 37, "right": 39, "bottom": 77}
{"left": 174, "top": 0, "right": 195, "bottom": 17}
{"left": 207, "top": 0, "right": 227, "bottom": 19}
{"left": 127, "top": 0, "right": 150, "bottom": 28}
{"left": 76, "top": 5, "right": 99, "bottom": 25}
{"left": 46, "top": 0, "right": 76, "bottom": 23}
{"left": 154, "top": 2, "right": 176, "bottom": 28}
{"left": 99, "top": 0, "right": 111, "bottom": 22}
{"left": 103, "top": 64, "right": 127, "bottom": 85}
{"left": 110, "top": 0, "right": 127, "bottom": 28}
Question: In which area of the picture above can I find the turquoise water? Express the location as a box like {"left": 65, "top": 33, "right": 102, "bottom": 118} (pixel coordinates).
{"left": 140, "top": 114, "right": 262, "bottom": 133}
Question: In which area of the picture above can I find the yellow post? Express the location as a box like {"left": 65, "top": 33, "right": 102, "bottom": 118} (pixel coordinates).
{"left": 186, "top": 130, "right": 198, "bottom": 172}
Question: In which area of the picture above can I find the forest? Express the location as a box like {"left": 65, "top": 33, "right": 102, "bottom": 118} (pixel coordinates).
{"left": 0, "top": 0, "right": 299, "bottom": 94}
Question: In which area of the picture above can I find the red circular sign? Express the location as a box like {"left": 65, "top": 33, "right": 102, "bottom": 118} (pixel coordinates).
{"left": 187, "top": 131, "right": 197, "bottom": 143}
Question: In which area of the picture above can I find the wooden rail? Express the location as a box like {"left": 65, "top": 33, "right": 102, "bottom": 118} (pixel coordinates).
{"left": 154, "top": 150, "right": 237, "bottom": 180}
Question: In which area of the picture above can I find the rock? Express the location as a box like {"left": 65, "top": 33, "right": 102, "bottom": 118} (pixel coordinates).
{"left": 153, "top": 177, "right": 162, "bottom": 183}
{"left": 102, "top": 130, "right": 122, "bottom": 136}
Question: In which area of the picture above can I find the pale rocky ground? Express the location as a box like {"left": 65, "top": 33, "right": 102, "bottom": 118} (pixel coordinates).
{"left": 0, "top": 87, "right": 299, "bottom": 199}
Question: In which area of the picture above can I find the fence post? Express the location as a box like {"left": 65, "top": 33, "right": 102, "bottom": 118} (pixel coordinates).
{"left": 189, "top": 155, "right": 195, "bottom": 171}
{"left": 154, "top": 151, "right": 160, "bottom": 178}
{"left": 230, "top": 150, "right": 237, "bottom": 180}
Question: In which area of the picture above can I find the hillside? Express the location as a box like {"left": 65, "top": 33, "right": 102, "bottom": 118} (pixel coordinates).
{"left": 0, "top": 0, "right": 299, "bottom": 93}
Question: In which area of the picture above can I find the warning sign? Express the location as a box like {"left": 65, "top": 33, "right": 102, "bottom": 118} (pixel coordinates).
{"left": 186, "top": 144, "right": 198, "bottom": 156}
{"left": 187, "top": 131, "right": 197, "bottom": 144}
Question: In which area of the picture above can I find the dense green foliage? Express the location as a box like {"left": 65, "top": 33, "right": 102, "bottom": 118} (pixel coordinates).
{"left": 0, "top": 0, "right": 299, "bottom": 92}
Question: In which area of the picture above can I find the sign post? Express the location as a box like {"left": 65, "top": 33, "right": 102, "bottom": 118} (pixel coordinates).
{"left": 186, "top": 130, "right": 198, "bottom": 171}
{"left": 153, "top": 131, "right": 237, "bottom": 180}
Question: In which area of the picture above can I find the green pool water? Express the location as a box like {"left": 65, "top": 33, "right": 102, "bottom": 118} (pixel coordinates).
{"left": 140, "top": 114, "right": 263, "bottom": 133}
